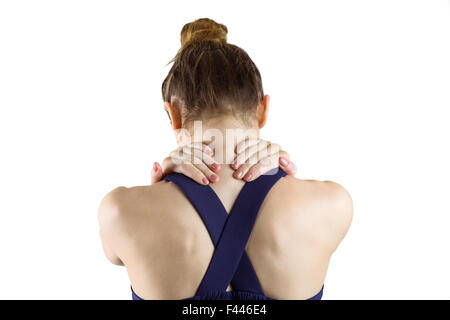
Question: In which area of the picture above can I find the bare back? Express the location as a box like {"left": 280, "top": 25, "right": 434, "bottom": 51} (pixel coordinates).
{"left": 99, "top": 166, "right": 352, "bottom": 300}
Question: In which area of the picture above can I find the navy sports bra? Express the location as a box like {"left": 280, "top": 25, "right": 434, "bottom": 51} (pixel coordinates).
{"left": 131, "top": 169, "right": 324, "bottom": 300}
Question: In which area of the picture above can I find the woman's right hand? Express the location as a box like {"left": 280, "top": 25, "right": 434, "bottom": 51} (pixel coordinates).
{"left": 151, "top": 143, "right": 221, "bottom": 185}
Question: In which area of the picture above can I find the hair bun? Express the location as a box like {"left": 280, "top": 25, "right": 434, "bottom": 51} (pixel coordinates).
{"left": 180, "top": 18, "right": 228, "bottom": 47}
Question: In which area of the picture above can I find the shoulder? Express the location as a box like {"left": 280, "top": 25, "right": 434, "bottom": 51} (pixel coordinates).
{"left": 276, "top": 176, "right": 353, "bottom": 251}
{"left": 97, "top": 186, "right": 134, "bottom": 249}
{"left": 98, "top": 182, "right": 171, "bottom": 225}
{"left": 278, "top": 175, "right": 352, "bottom": 209}
{"left": 313, "top": 180, "right": 353, "bottom": 237}
{"left": 98, "top": 183, "right": 167, "bottom": 238}
{"left": 98, "top": 182, "right": 176, "bottom": 264}
{"left": 98, "top": 180, "right": 199, "bottom": 265}
{"left": 98, "top": 186, "right": 128, "bottom": 222}
{"left": 98, "top": 179, "right": 186, "bottom": 228}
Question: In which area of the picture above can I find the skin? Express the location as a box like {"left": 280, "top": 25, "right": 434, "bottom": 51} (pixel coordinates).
{"left": 150, "top": 138, "right": 297, "bottom": 186}
{"left": 98, "top": 95, "right": 353, "bottom": 300}
{"left": 153, "top": 94, "right": 296, "bottom": 185}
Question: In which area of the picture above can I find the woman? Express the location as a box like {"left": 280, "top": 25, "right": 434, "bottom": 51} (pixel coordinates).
{"left": 98, "top": 18, "right": 353, "bottom": 300}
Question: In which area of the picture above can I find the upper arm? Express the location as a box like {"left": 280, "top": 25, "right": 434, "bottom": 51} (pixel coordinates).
{"left": 321, "top": 181, "right": 353, "bottom": 253}
{"left": 98, "top": 187, "right": 127, "bottom": 266}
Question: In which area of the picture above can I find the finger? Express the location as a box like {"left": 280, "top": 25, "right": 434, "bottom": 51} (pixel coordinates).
{"left": 233, "top": 162, "right": 251, "bottom": 180}
{"left": 259, "top": 142, "right": 281, "bottom": 159}
{"left": 186, "top": 142, "right": 214, "bottom": 157}
{"left": 194, "top": 159, "right": 219, "bottom": 182}
{"left": 178, "top": 154, "right": 219, "bottom": 183}
{"left": 161, "top": 156, "right": 177, "bottom": 177}
{"left": 234, "top": 141, "right": 281, "bottom": 170}
{"left": 177, "top": 162, "right": 210, "bottom": 185}
{"left": 243, "top": 154, "right": 279, "bottom": 182}
{"left": 279, "top": 156, "right": 297, "bottom": 176}
{"left": 163, "top": 144, "right": 219, "bottom": 183}
{"left": 235, "top": 137, "right": 259, "bottom": 154}
{"left": 233, "top": 146, "right": 266, "bottom": 179}
{"left": 202, "top": 143, "right": 214, "bottom": 156}
{"left": 233, "top": 143, "right": 282, "bottom": 180}
{"left": 232, "top": 140, "right": 269, "bottom": 169}
{"left": 278, "top": 150, "right": 290, "bottom": 161}
{"left": 168, "top": 143, "right": 208, "bottom": 164}
{"left": 170, "top": 152, "right": 211, "bottom": 183}
{"left": 151, "top": 162, "right": 163, "bottom": 184}
{"left": 182, "top": 146, "right": 221, "bottom": 172}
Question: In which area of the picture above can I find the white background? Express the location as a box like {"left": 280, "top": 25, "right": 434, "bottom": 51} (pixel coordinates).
{"left": 0, "top": 0, "right": 449, "bottom": 299}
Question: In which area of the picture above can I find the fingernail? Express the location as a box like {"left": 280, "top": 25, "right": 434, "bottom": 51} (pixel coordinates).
{"left": 202, "top": 177, "right": 209, "bottom": 185}
{"left": 231, "top": 161, "right": 238, "bottom": 169}
{"left": 211, "top": 163, "right": 218, "bottom": 170}
{"left": 210, "top": 173, "right": 219, "bottom": 182}
{"left": 279, "top": 157, "right": 289, "bottom": 167}
{"left": 235, "top": 170, "right": 243, "bottom": 179}
{"left": 244, "top": 173, "right": 252, "bottom": 181}
{"left": 153, "top": 162, "right": 158, "bottom": 172}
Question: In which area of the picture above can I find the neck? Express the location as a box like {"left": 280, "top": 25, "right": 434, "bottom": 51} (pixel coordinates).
{"left": 176, "top": 117, "right": 259, "bottom": 165}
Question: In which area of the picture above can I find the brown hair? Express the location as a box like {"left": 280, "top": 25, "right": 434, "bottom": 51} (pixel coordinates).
{"left": 162, "top": 18, "right": 264, "bottom": 126}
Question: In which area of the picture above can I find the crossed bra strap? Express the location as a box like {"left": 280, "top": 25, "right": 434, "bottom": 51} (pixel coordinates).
{"left": 164, "top": 168, "right": 287, "bottom": 295}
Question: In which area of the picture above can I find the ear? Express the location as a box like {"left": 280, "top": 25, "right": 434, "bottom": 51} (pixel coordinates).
{"left": 164, "top": 101, "right": 182, "bottom": 130}
{"left": 257, "top": 94, "right": 270, "bottom": 128}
